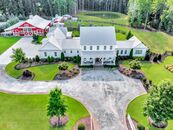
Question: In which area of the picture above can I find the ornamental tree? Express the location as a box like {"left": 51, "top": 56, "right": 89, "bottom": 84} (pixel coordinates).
{"left": 47, "top": 88, "right": 67, "bottom": 126}
{"left": 11, "top": 48, "right": 26, "bottom": 63}
{"left": 144, "top": 80, "right": 173, "bottom": 128}
{"left": 129, "top": 59, "right": 141, "bottom": 69}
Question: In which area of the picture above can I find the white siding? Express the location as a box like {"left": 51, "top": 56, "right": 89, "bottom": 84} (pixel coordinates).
{"left": 63, "top": 49, "right": 81, "bottom": 57}
{"left": 81, "top": 45, "right": 115, "bottom": 51}
{"left": 133, "top": 48, "right": 147, "bottom": 57}
{"left": 39, "top": 50, "right": 61, "bottom": 58}
{"left": 116, "top": 49, "right": 131, "bottom": 56}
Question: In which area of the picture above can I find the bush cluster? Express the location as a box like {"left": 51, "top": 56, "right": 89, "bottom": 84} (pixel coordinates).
{"left": 129, "top": 59, "right": 141, "bottom": 70}
{"left": 137, "top": 124, "right": 145, "bottom": 130}
{"left": 59, "top": 63, "right": 68, "bottom": 70}
{"left": 78, "top": 123, "right": 85, "bottom": 130}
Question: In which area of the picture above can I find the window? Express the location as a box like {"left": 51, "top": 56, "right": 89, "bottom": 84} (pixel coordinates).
{"left": 64, "top": 51, "right": 66, "bottom": 53}
{"left": 97, "top": 46, "right": 99, "bottom": 50}
{"left": 104, "top": 46, "right": 106, "bottom": 50}
{"left": 121, "top": 50, "right": 123, "bottom": 54}
{"left": 77, "top": 50, "right": 79, "bottom": 53}
{"left": 135, "top": 50, "right": 142, "bottom": 54}
{"left": 71, "top": 50, "right": 72, "bottom": 53}
{"left": 84, "top": 46, "right": 86, "bottom": 50}
{"left": 84, "top": 58, "right": 86, "bottom": 61}
{"left": 44, "top": 52, "right": 47, "bottom": 57}
{"left": 110, "top": 46, "right": 113, "bottom": 50}
{"left": 125, "top": 50, "right": 127, "bottom": 54}
{"left": 90, "top": 46, "right": 93, "bottom": 50}
{"left": 54, "top": 52, "right": 57, "bottom": 56}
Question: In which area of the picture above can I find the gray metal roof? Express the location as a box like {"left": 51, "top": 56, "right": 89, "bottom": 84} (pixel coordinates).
{"left": 80, "top": 27, "right": 116, "bottom": 45}
{"left": 62, "top": 38, "right": 80, "bottom": 50}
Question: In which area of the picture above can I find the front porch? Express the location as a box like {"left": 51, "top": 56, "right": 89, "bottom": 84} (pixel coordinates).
{"left": 81, "top": 51, "right": 116, "bottom": 66}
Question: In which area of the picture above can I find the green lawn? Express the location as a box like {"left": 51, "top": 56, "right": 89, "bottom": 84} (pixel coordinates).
{"left": 132, "top": 30, "right": 173, "bottom": 54}
{"left": 77, "top": 11, "right": 129, "bottom": 25}
{"left": 5, "top": 62, "right": 75, "bottom": 81}
{"left": 121, "top": 56, "right": 173, "bottom": 84}
{"left": 0, "top": 37, "right": 20, "bottom": 55}
{"left": 0, "top": 92, "right": 89, "bottom": 130}
{"left": 74, "top": 11, "right": 173, "bottom": 54}
{"left": 127, "top": 94, "right": 173, "bottom": 130}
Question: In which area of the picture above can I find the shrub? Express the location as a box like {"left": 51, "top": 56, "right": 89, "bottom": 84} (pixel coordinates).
{"left": 35, "top": 55, "right": 40, "bottom": 62}
{"left": 47, "top": 56, "right": 54, "bottom": 63}
{"left": 78, "top": 123, "right": 85, "bottom": 130}
{"left": 59, "top": 63, "right": 68, "bottom": 70}
{"left": 126, "top": 30, "right": 133, "bottom": 39}
{"left": 61, "top": 52, "right": 65, "bottom": 61}
{"left": 22, "top": 70, "right": 32, "bottom": 77}
{"left": 137, "top": 124, "right": 145, "bottom": 130}
{"left": 129, "top": 59, "right": 141, "bottom": 70}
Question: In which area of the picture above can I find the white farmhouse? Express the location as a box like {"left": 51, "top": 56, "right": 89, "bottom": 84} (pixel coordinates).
{"left": 39, "top": 26, "right": 148, "bottom": 66}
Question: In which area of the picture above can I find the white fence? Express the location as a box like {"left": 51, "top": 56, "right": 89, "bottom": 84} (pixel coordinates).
{"left": 127, "top": 114, "right": 137, "bottom": 130}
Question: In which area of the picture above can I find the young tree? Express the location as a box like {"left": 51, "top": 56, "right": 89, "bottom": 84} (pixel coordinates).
{"left": 47, "top": 88, "right": 67, "bottom": 126}
{"left": 11, "top": 48, "right": 26, "bottom": 63}
{"left": 61, "top": 52, "right": 65, "bottom": 61}
{"left": 144, "top": 80, "right": 173, "bottom": 128}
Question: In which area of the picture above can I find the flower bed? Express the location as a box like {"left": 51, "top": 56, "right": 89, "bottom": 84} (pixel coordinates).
{"left": 165, "top": 65, "right": 173, "bottom": 73}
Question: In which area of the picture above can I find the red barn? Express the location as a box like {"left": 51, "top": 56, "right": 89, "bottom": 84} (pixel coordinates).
{"left": 5, "top": 15, "right": 51, "bottom": 36}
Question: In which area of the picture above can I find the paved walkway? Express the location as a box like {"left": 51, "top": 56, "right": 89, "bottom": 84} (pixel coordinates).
{"left": 0, "top": 37, "right": 41, "bottom": 65}
{"left": 0, "top": 67, "right": 146, "bottom": 130}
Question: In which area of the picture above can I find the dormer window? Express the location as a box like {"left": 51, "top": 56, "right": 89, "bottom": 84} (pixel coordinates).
{"left": 90, "top": 46, "right": 93, "bottom": 50}
{"left": 104, "top": 46, "right": 106, "bottom": 50}
{"left": 110, "top": 46, "right": 113, "bottom": 50}
{"left": 97, "top": 46, "right": 99, "bottom": 50}
{"left": 84, "top": 46, "right": 86, "bottom": 50}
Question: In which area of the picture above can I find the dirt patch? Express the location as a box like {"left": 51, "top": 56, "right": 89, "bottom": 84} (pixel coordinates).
{"left": 73, "top": 117, "right": 91, "bottom": 130}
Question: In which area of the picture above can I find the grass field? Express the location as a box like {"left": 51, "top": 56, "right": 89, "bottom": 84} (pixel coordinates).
{"left": 70, "top": 11, "right": 173, "bottom": 54}
{"left": 0, "top": 37, "right": 20, "bottom": 55}
{"left": 0, "top": 92, "right": 89, "bottom": 130}
{"left": 121, "top": 56, "right": 173, "bottom": 84}
{"left": 127, "top": 94, "right": 173, "bottom": 130}
{"left": 5, "top": 62, "right": 75, "bottom": 81}
{"left": 77, "top": 11, "right": 129, "bottom": 25}
{"left": 132, "top": 29, "right": 173, "bottom": 54}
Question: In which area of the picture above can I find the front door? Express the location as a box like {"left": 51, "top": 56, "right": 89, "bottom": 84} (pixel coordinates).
{"left": 95, "top": 58, "right": 102, "bottom": 65}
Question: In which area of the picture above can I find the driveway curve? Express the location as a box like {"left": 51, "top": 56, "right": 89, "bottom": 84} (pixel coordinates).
{"left": 0, "top": 66, "right": 146, "bottom": 130}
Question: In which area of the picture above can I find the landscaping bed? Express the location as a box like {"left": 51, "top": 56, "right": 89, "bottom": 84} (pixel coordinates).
{"left": 121, "top": 56, "right": 173, "bottom": 84}
{"left": 5, "top": 61, "right": 80, "bottom": 81}
{"left": 0, "top": 92, "right": 89, "bottom": 130}
{"left": 127, "top": 94, "right": 173, "bottom": 130}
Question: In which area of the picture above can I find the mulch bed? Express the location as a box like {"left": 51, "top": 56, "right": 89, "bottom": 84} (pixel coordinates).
{"left": 54, "top": 65, "right": 80, "bottom": 80}
{"left": 72, "top": 116, "right": 91, "bottom": 130}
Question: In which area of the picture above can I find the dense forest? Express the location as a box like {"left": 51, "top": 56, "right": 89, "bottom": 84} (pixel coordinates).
{"left": 0, "top": 0, "right": 128, "bottom": 20}
{"left": 128, "top": 0, "right": 173, "bottom": 33}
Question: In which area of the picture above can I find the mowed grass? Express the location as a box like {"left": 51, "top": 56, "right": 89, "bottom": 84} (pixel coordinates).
{"left": 78, "top": 11, "right": 129, "bottom": 25}
{"left": 127, "top": 94, "right": 173, "bottom": 130}
{"left": 121, "top": 56, "right": 173, "bottom": 84}
{"left": 5, "top": 62, "right": 75, "bottom": 81}
{"left": 0, "top": 37, "right": 20, "bottom": 55}
{"left": 132, "top": 29, "right": 173, "bottom": 54}
{"left": 0, "top": 92, "right": 89, "bottom": 130}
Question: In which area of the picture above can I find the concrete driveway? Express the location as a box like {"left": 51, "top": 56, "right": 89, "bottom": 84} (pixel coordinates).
{"left": 0, "top": 67, "right": 146, "bottom": 130}
{"left": 0, "top": 37, "right": 41, "bottom": 65}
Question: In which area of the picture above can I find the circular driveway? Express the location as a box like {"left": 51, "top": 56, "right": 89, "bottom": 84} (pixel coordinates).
{"left": 0, "top": 66, "right": 146, "bottom": 130}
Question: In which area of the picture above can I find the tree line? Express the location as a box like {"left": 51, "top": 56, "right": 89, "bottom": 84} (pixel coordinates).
{"left": 0, "top": 0, "right": 128, "bottom": 21}
{"left": 128, "top": 0, "right": 173, "bottom": 33}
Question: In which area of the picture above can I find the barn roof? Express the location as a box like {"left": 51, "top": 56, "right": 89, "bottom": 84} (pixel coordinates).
{"left": 5, "top": 15, "right": 51, "bottom": 31}
{"left": 26, "top": 15, "right": 51, "bottom": 29}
